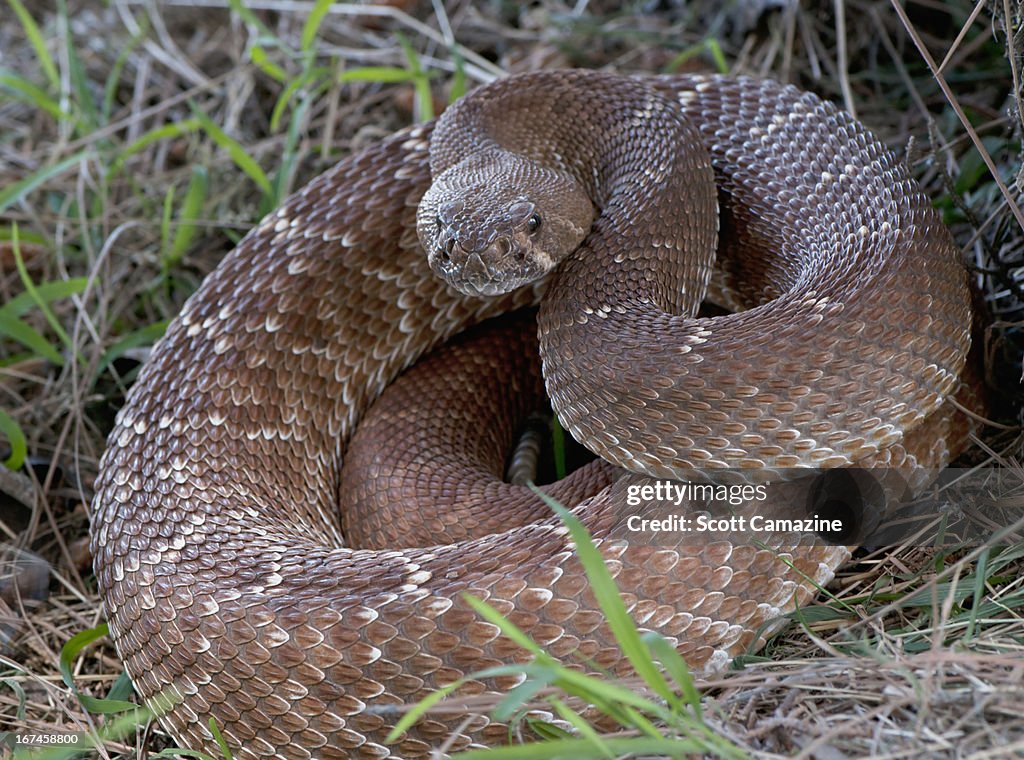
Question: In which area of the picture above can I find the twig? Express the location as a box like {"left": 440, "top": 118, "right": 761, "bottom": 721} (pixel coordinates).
{"left": 937, "top": 0, "right": 988, "bottom": 74}
{"left": 833, "top": 0, "right": 857, "bottom": 117}
{"left": 1004, "top": 0, "right": 1024, "bottom": 140}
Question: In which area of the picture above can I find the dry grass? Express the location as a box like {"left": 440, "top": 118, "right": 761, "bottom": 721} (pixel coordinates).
{"left": 1, "top": 0, "right": 1022, "bottom": 757}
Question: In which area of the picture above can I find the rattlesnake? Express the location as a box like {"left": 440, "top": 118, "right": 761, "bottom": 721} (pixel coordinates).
{"left": 90, "top": 71, "right": 973, "bottom": 759}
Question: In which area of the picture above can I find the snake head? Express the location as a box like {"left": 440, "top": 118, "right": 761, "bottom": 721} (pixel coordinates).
{"left": 417, "top": 153, "right": 595, "bottom": 297}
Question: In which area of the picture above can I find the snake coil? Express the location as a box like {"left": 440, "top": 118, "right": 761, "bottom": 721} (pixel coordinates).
{"left": 91, "top": 72, "right": 972, "bottom": 759}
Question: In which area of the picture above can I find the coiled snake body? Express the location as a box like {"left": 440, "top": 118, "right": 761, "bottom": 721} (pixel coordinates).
{"left": 91, "top": 72, "right": 972, "bottom": 758}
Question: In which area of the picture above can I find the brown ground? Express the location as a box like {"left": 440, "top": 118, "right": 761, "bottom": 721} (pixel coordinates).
{"left": 1, "top": 1, "right": 1023, "bottom": 757}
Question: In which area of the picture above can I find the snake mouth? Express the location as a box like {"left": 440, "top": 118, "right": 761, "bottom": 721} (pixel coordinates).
{"left": 430, "top": 237, "right": 539, "bottom": 297}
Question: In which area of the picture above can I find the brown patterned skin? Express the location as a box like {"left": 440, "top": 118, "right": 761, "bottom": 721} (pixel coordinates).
{"left": 89, "top": 72, "right": 973, "bottom": 759}
{"left": 340, "top": 309, "right": 621, "bottom": 549}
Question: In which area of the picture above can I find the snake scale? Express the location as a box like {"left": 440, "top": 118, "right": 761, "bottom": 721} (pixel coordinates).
{"left": 90, "top": 71, "right": 973, "bottom": 758}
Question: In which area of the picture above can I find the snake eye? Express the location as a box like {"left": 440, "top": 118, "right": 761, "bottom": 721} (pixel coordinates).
{"left": 527, "top": 213, "right": 542, "bottom": 235}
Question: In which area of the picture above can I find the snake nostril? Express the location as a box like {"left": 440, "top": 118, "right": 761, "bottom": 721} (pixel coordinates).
{"left": 439, "top": 247, "right": 451, "bottom": 264}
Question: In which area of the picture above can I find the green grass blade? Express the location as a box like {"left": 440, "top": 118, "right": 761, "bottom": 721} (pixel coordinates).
{"left": 455, "top": 736, "right": 708, "bottom": 759}
{"left": 530, "top": 486, "right": 675, "bottom": 704}
{"left": 891, "top": 581, "right": 977, "bottom": 609}
{"left": 0, "top": 312, "right": 63, "bottom": 363}
{"left": 0, "top": 150, "right": 87, "bottom": 215}
{"left": 666, "top": 37, "right": 729, "bottom": 75}
{"left": 449, "top": 49, "right": 467, "bottom": 103}
{"left": 337, "top": 66, "right": 419, "bottom": 84}
{"left": 385, "top": 677, "right": 472, "bottom": 741}
{"left": 413, "top": 76, "right": 434, "bottom": 122}
{"left": 11, "top": 225, "right": 81, "bottom": 364}
{"left": 462, "top": 594, "right": 551, "bottom": 662}
{"left": 2, "top": 278, "right": 89, "bottom": 318}
{"left": 102, "top": 25, "right": 146, "bottom": 122}
{"left": 300, "top": 0, "right": 333, "bottom": 54}
{"left": 226, "top": 0, "right": 281, "bottom": 48}
{"left": 491, "top": 675, "right": 553, "bottom": 722}
{"left": 464, "top": 598, "right": 672, "bottom": 720}
{"left": 59, "top": 623, "right": 140, "bottom": 714}
{"left": 251, "top": 45, "right": 287, "bottom": 83}
{"left": 0, "top": 276, "right": 88, "bottom": 365}
{"left": 396, "top": 33, "right": 434, "bottom": 122}
{"left": 189, "top": 102, "right": 273, "bottom": 198}
{"left": 11, "top": 742, "right": 91, "bottom": 760}
{"left": 106, "top": 671, "right": 137, "bottom": 703}
{"left": 59, "top": 0, "right": 98, "bottom": 132}
{"left": 270, "top": 68, "right": 325, "bottom": 133}
{"left": 166, "top": 166, "right": 209, "bottom": 267}
{"left": 548, "top": 698, "right": 614, "bottom": 758}
{"left": 58, "top": 624, "right": 106, "bottom": 689}
{"left": 151, "top": 750, "right": 219, "bottom": 760}
{"left": 271, "top": 96, "right": 309, "bottom": 203}
{"left": 964, "top": 548, "right": 989, "bottom": 640}
{"left": 77, "top": 694, "right": 141, "bottom": 715}
{"left": 6, "top": 0, "right": 58, "bottom": 91}
{"left": 226, "top": 0, "right": 264, "bottom": 28}
{"left": 0, "top": 671, "right": 27, "bottom": 716}
{"left": 641, "top": 631, "right": 699, "bottom": 716}
{"left": 0, "top": 226, "right": 46, "bottom": 245}
{"left": 110, "top": 118, "right": 202, "bottom": 176}
{"left": 388, "top": 655, "right": 673, "bottom": 748}
{"left": 705, "top": 38, "right": 729, "bottom": 74}
{"left": 396, "top": 32, "right": 421, "bottom": 72}
{"left": 0, "top": 410, "right": 27, "bottom": 470}
{"left": 522, "top": 717, "right": 573, "bottom": 742}
{"left": 96, "top": 320, "right": 170, "bottom": 376}
{"left": 0, "top": 69, "right": 65, "bottom": 119}
{"left": 208, "top": 718, "right": 235, "bottom": 760}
